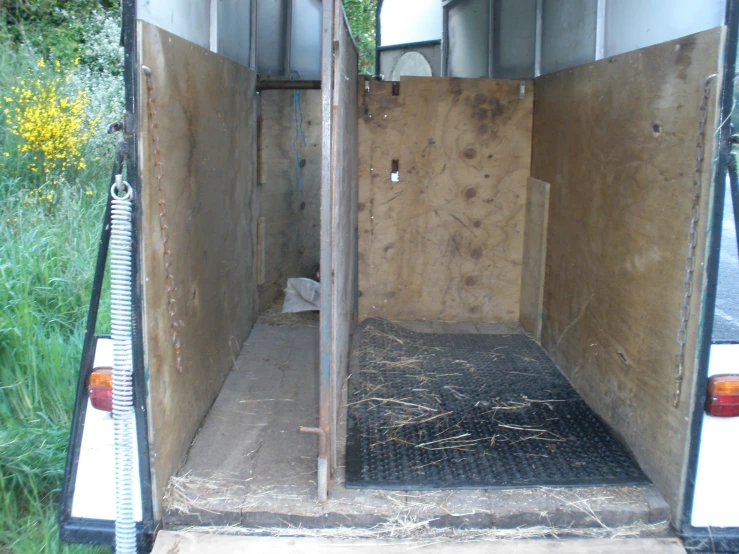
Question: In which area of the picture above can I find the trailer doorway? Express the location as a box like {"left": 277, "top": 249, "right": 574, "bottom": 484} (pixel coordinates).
{"left": 133, "top": 0, "right": 726, "bottom": 541}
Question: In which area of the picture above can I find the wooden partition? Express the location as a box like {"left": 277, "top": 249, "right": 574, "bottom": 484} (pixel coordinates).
{"left": 520, "top": 177, "right": 550, "bottom": 340}
{"left": 258, "top": 90, "right": 322, "bottom": 309}
{"left": 357, "top": 77, "right": 533, "bottom": 323}
{"left": 531, "top": 28, "right": 723, "bottom": 519}
{"left": 138, "top": 21, "right": 258, "bottom": 513}
{"left": 326, "top": 5, "right": 359, "bottom": 470}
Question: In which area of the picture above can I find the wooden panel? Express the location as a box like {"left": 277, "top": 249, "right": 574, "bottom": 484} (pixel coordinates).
{"left": 358, "top": 77, "right": 533, "bottom": 322}
{"left": 531, "top": 28, "right": 722, "bottom": 519}
{"left": 329, "top": 6, "right": 359, "bottom": 467}
{"left": 520, "top": 177, "right": 550, "bottom": 339}
{"left": 153, "top": 532, "right": 688, "bottom": 554}
{"left": 258, "top": 90, "right": 322, "bottom": 309}
{"left": 138, "top": 21, "right": 258, "bottom": 515}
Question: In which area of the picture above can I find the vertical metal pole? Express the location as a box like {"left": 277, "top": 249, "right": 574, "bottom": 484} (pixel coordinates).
{"left": 487, "top": 0, "right": 494, "bottom": 78}
{"left": 441, "top": 4, "right": 449, "bottom": 77}
{"left": 250, "top": 0, "right": 258, "bottom": 70}
{"left": 595, "top": 0, "right": 606, "bottom": 60}
{"left": 209, "top": 0, "right": 218, "bottom": 53}
{"left": 284, "top": 0, "right": 293, "bottom": 77}
{"left": 375, "top": 0, "right": 383, "bottom": 76}
{"left": 317, "top": 0, "right": 335, "bottom": 503}
{"left": 534, "top": 0, "right": 543, "bottom": 77}
{"left": 729, "top": 152, "right": 739, "bottom": 258}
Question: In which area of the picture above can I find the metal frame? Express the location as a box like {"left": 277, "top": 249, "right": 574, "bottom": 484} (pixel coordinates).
{"left": 595, "top": 0, "right": 606, "bottom": 60}
{"left": 729, "top": 141, "right": 739, "bottom": 256}
{"left": 209, "top": 0, "right": 218, "bottom": 52}
{"left": 679, "top": 0, "right": 739, "bottom": 549}
{"left": 314, "top": 0, "right": 336, "bottom": 502}
{"left": 376, "top": 39, "right": 442, "bottom": 52}
{"left": 59, "top": 0, "right": 156, "bottom": 547}
{"left": 376, "top": 39, "right": 441, "bottom": 78}
{"left": 441, "top": 0, "right": 489, "bottom": 78}
{"left": 534, "top": 0, "right": 543, "bottom": 76}
{"left": 255, "top": 0, "right": 325, "bottom": 79}
{"left": 487, "top": 0, "right": 494, "bottom": 78}
{"left": 441, "top": 5, "right": 448, "bottom": 76}
{"left": 250, "top": 0, "right": 258, "bottom": 69}
{"left": 284, "top": 0, "right": 293, "bottom": 76}
{"left": 375, "top": 0, "right": 384, "bottom": 74}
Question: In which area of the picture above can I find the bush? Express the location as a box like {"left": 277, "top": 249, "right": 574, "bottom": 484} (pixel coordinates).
{"left": 344, "top": 0, "right": 378, "bottom": 74}
{"left": 4, "top": 60, "right": 100, "bottom": 182}
{"left": 0, "top": 5, "right": 120, "bottom": 553}
{"left": 2, "top": 1, "right": 118, "bottom": 68}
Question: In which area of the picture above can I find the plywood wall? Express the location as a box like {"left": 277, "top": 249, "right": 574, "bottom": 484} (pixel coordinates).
{"left": 138, "top": 21, "right": 258, "bottom": 515}
{"left": 531, "top": 28, "right": 722, "bottom": 520}
{"left": 258, "top": 90, "right": 322, "bottom": 309}
{"left": 358, "top": 77, "right": 533, "bottom": 322}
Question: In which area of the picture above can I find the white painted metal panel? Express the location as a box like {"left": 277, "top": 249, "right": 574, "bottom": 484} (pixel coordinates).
{"left": 290, "top": 0, "right": 322, "bottom": 79}
{"left": 70, "top": 339, "right": 143, "bottom": 522}
{"left": 447, "top": 0, "right": 489, "bottom": 78}
{"left": 605, "top": 0, "right": 726, "bottom": 58}
{"left": 137, "top": 0, "right": 210, "bottom": 48}
{"left": 540, "top": 0, "right": 597, "bottom": 75}
{"left": 257, "top": 0, "right": 288, "bottom": 76}
{"left": 380, "top": 0, "right": 443, "bottom": 47}
{"left": 691, "top": 344, "right": 739, "bottom": 527}
{"left": 494, "top": 0, "right": 536, "bottom": 78}
{"left": 217, "top": 0, "right": 252, "bottom": 68}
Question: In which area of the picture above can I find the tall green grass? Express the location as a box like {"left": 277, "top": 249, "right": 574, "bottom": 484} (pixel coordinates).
{"left": 0, "top": 45, "right": 113, "bottom": 553}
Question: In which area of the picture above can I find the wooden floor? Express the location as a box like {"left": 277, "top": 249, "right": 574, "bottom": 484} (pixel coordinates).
{"left": 163, "top": 321, "right": 671, "bottom": 536}
{"left": 153, "top": 532, "right": 687, "bottom": 553}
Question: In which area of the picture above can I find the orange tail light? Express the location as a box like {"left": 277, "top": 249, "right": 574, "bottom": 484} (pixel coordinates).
{"left": 89, "top": 368, "right": 113, "bottom": 412}
{"left": 706, "top": 375, "right": 739, "bottom": 417}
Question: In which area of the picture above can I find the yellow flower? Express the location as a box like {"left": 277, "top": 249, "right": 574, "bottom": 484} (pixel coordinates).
{"left": 85, "top": 190, "right": 93, "bottom": 196}
{"left": 37, "top": 59, "right": 45, "bottom": 68}
{"left": 74, "top": 57, "right": 80, "bottom": 66}
{"left": 3, "top": 152, "right": 8, "bottom": 157}
{"left": 4, "top": 72, "right": 99, "bottom": 180}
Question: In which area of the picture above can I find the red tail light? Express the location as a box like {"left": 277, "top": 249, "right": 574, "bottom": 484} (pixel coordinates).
{"left": 89, "top": 368, "right": 113, "bottom": 412}
{"left": 706, "top": 375, "right": 739, "bottom": 417}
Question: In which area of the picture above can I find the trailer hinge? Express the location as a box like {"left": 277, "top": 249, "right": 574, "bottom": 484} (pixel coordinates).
{"left": 106, "top": 111, "right": 133, "bottom": 134}
{"left": 107, "top": 120, "right": 124, "bottom": 134}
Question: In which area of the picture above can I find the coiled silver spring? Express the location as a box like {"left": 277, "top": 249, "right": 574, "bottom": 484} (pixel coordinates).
{"left": 110, "top": 175, "right": 137, "bottom": 554}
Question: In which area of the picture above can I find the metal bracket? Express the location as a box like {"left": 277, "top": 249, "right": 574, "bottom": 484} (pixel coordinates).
{"left": 520, "top": 81, "right": 526, "bottom": 98}
{"left": 107, "top": 120, "right": 124, "bottom": 134}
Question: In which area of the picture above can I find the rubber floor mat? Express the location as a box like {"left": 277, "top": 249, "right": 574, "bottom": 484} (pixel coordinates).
{"left": 345, "top": 318, "right": 648, "bottom": 489}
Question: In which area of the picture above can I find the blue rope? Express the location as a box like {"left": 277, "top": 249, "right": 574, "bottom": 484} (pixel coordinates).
{"left": 293, "top": 90, "right": 307, "bottom": 191}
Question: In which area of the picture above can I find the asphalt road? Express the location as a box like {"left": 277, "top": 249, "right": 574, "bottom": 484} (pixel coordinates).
{"left": 712, "top": 179, "right": 739, "bottom": 342}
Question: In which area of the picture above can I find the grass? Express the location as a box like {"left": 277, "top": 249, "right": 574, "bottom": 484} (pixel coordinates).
{"left": 0, "top": 46, "right": 113, "bottom": 554}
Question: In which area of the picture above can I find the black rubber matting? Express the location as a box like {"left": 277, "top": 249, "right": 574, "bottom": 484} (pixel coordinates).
{"left": 345, "top": 318, "right": 648, "bottom": 490}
